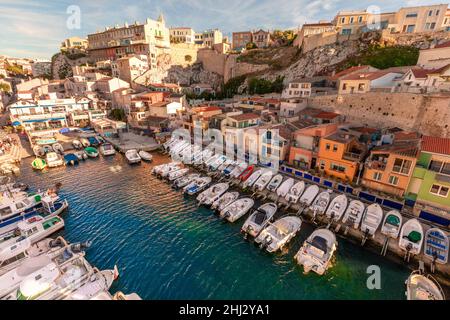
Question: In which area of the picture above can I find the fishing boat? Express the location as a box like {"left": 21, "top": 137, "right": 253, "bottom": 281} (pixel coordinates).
{"left": 294, "top": 228, "right": 337, "bottom": 275}
{"left": 99, "top": 143, "right": 116, "bottom": 156}
{"left": 309, "top": 190, "right": 331, "bottom": 218}
{"left": 197, "top": 183, "right": 229, "bottom": 206}
{"left": 0, "top": 237, "right": 68, "bottom": 277}
{"left": 253, "top": 170, "right": 273, "bottom": 191}
{"left": 72, "top": 140, "right": 82, "bottom": 150}
{"left": 299, "top": 185, "right": 320, "bottom": 207}
{"left": 168, "top": 168, "right": 189, "bottom": 181}
{"left": 424, "top": 228, "right": 449, "bottom": 264}
{"left": 85, "top": 147, "right": 99, "bottom": 158}
{"left": 342, "top": 200, "right": 365, "bottom": 229}
{"left": 125, "top": 149, "right": 141, "bottom": 164}
{"left": 45, "top": 152, "right": 64, "bottom": 168}
{"left": 381, "top": 210, "right": 402, "bottom": 239}
{"left": 230, "top": 162, "right": 248, "bottom": 178}
{"left": 32, "top": 146, "right": 45, "bottom": 157}
{"left": 267, "top": 174, "right": 283, "bottom": 192}
{"left": 238, "top": 165, "right": 254, "bottom": 181}
{"left": 241, "top": 203, "right": 278, "bottom": 238}
{"left": 63, "top": 154, "right": 79, "bottom": 166}
{"left": 52, "top": 143, "right": 64, "bottom": 155}
{"left": 74, "top": 150, "right": 88, "bottom": 161}
{"left": 255, "top": 216, "right": 302, "bottom": 253}
{"left": 184, "top": 177, "right": 212, "bottom": 195}
{"left": 360, "top": 203, "right": 383, "bottom": 238}
{"left": 139, "top": 150, "right": 153, "bottom": 162}
{"left": 80, "top": 138, "right": 90, "bottom": 148}
{"left": 405, "top": 271, "right": 445, "bottom": 300}
{"left": 399, "top": 218, "right": 424, "bottom": 256}
{"left": 173, "top": 173, "right": 200, "bottom": 189}
{"left": 276, "top": 178, "right": 294, "bottom": 198}
{"left": 211, "top": 192, "right": 239, "bottom": 211}
{"left": 285, "top": 181, "right": 305, "bottom": 203}
{"left": 31, "top": 158, "right": 47, "bottom": 171}
{"left": 242, "top": 169, "right": 262, "bottom": 189}
{"left": 220, "top": 198, "right": 254, "bottom": 223}
{"left": 325, "top": 194, "right": 348, "bottom": 222}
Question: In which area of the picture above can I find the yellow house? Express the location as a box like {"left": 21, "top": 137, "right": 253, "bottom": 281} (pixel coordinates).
{"left": 334, "top": 10, "right": 370, "bottom": 35}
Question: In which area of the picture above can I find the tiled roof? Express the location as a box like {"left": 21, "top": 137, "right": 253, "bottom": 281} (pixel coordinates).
{"left": 150, "top": 101, "right": 170, "bottom": 108}
{"left": 408, "top": 65, "right": 450, "bottom": 79}
{"left": 315, "top": 111, "right": 340, "bottom": 119}
{"left": 434, "top": 41, "right": 450, "bottom": 49}
{"left": 421, "top": 135, "right": 450, "bottom": 155}
{"left": 329, "top": 65, "right": 375, "bottom": 81}
{"left": 303, "top": 23, "right": 334, "bottom": 27}
{"left": 394, "top": 131, "right": 421, "bottom": 141}
{"left": 192, "top": 106, "right": 222, "bottom": 113}
{"left": 371, "top": 141, "right": 420, "bottom": 158}
{"left": 341, "top": 71, "right": 393, "bottom": 81}
{"left": 229, "top": 112, "right": 260, "bottom": 121}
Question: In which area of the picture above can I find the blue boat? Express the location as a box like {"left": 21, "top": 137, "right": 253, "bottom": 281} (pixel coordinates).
{"left": 424, "top": 228, "right": 449, "bottom": 264}
{"left": 64, "top": 153, "right": 79, "bottom": 166}
{"left": 88, "top": 136, "right": 100, "bottom": 147}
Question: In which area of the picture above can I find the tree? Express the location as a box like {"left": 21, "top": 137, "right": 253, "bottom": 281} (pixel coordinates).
{"left": 185, "top": 55, "right": 192, "bottom": 62}
{"left": 0, "top": 83, "right": 11, "bottom": 93}
{"left": 109, "top": 108, "right": 127, "bottom": 122}
{"left": 246, "top": 42, "right": 257, "bottom": 50}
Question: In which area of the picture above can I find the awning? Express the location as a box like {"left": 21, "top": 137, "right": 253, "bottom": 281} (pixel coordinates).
{"left": 23, "top": 117, "right": 65, "bottom": 123}
{"left": 12, "top": 121, "right": 21, "bottom": 126}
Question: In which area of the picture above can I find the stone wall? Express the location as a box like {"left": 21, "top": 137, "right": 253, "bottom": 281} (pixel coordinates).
{"left": 170, "top": 43, "right": 200, "bottom": 67}
{"left": 307, "top": 92, "right": 450, "bottom": 137}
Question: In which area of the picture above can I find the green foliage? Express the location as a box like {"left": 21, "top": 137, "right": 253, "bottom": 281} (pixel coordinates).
{"left": 65, "top": 52, "right": 87, "bottom": 60}
{"left": 0, "top": 82, "right": 11, "bottom": 92}
{"left": 340, "top": 45, "right": 419, "bottom": 70}
{"left": 216, "top": 75, "right": 246, "bottom": 99}
{"left": 248, "top": 76, "right": 284, "bottom": 95}
{"left": 271, "top": 30, "right": 296, "bottom": 46}
{"left": 246, "top": 42, "right": 257, "bottom": 50}
{"left": 185, "top": 55, "right": 192, "bottom": 62}
{"left": 109, "top": 108, "right": 127, "bottom": 122}
{"left": 6, "top": 64, "right": 25, "bottom": 75}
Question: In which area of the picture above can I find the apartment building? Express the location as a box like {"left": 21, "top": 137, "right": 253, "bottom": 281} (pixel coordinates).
{"left": 87, "top": 15, "right": 170, "bottom": 67}
{"left": 194, "top": 29, "right": 223, "bottom": 48}
{"left": 31, "top": 61, "right": 52, "bottom": 77}
{"left": 294, "top": 22, "right": 336, "bottom": 48}
{"left": 232, "top": 31, "right": 253, "bottom": 50}
{"left": 395, "top": 4, "right": 448, "bottom": 33}
{"left": 252, "top": 30, "right": 271, "bottom": 48}
{"left": 170, "top": 27, "right": 195, "bottom": 44}
{"left": 282, "top": 81, "right": 312, "bottom": 99}
{"left": 338, "top": 71, "right": 404, "bottom": 94}
{"left": 334, "top": 10, "right": 370, "bottom": 35}
{"left": 111, "top": 55, "right": 149, "bottom": 84}
{"left": 61, "top": 37, "right": 88, "bottom": 51}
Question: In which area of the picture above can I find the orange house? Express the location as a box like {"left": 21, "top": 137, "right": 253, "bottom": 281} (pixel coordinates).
{"left": 317, "top": 131, "right": 367, "bottom": 182}
{"left": 362, "top": 140, "right": 419, "bottom": 197}
{"left": 289, "top": 123, "right": 338, "bottom": 170}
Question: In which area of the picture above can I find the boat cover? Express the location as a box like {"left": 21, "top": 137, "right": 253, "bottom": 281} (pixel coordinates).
{"left": 311, "top": 236, "right": 328, "bottom": 253}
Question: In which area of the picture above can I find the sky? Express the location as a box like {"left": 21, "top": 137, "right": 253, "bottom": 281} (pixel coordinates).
{"left": 0, "top": 0, "right": 447, "bottom": 59}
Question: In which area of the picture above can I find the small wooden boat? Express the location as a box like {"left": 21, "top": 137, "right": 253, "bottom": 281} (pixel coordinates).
{"left": 45, "top": 152, "right": 64, "bottom": 168}
{"left": 138, "top": 150, "right": 153, "bottom": 162}
{"left": 33, "top": 146, "right": 45, "bottom": 157}
{"left": 325, "top": 194, "right": 348, "bottom": 222}
{"left": 85, "top": 147, "right": 99, "bottom": 158}
{"left": 72, "top": 140, "right": 82, "bottom": 150}
{"left": 31, "top": 158, "right": 47, "bottom": 171}
{"left": 399, "top": 218, "right": 424, "bottom": 256}
{"left": 360, "top": 203, "right": 383, "bottom": 238}
{"left": 75, "top": 151, "right": 88, "bottom": 161}
{"left": 99, "top": 143, "right": 116, "bottom": 156}
{"left": 381, "top": 210, "right": 402, "bottom": 239}
{"left": 424, "top": 228, "right": 449, "bottom": 264}
{"left": 64, "top": 153, "right": 79, "bottom": 166}
{"left": 52, "top": 143, "right": 64, "bottom": 155}
{"left": 294, "top": 228, "right": 337, "bottom": 275}
{"left": 88, "top": 136, "right": 100, "bottom": 147}
{"left": 405, "top": 271, "right": 445, "bottom": 300}
{"left": 342, "top": 200, "right": 365, "bottom": 229}
{"left": 267, "top": 174, "right": 283, "bottom": 192}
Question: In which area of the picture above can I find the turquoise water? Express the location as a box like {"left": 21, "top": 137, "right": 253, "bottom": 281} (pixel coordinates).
{"left": 18, "top": 153, "right": 410, "bottom": 299}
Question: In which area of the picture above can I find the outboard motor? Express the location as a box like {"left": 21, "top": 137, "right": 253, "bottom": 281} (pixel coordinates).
{"left": 62, "top": 248, "right": 74, "bottom": 260}
{"left": 49, "top": 238, "right": 63, "bottom": 248}
{"left": 71, "top": 241, "right": 92, "bottom": 253}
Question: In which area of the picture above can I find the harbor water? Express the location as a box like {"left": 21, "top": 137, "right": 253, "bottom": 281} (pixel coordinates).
{"left": 17, "top": 153, "right": 411, "bottom": 300}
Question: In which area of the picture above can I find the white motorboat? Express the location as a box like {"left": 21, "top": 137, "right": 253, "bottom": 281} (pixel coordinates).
{"left": 242, "top": 169, "right": 263, "bottom": 189}
{"left": 325, "top": 194, "right": 348, "bottom": 222}
{"left": 342, "top": 200, "right": 365, "bottom": 229}
{"left": 220, "top": 198, "right": 254, "bottom": 223}
{"left": 160, "top": 163, "right": 182, "bottom": 178}
{"left": 255, "top": 216, "right": 302, "bottom": 253}
{"left": 0, "top": 216, "right": 65, "bottom": 254}
{"left": 222, "top": 162, "right": 237, "bottom": 176}
{"left": 91, "top": 290, "right": 142, "bottom": 300}
{"left": 424, "top": 228, "right": 449, "bottom": 265}
{"left": 33, "top": 146, "right": 45, "bottom": 157}
{"left": 194, "top": 149, "right": 213, "bottom": 166}
{"left": 125, "top": 149, "right": 141, "bottom": 164}
{"left": 276, "top": 178, "right": 294, "bottom": 198}
{"left": 230, "top": 162, "right": 248, "bottom": 178}
{"left": 405, "top": 271, "right": 445, "bottom": 300}
{"left": 285, "top": 181, "right": 305, "bottom": 203}
{"left": 80, "top": 138, "right": 90, "bottom": 148}
{"left": 162, "top": 137, "right": 177, "bottom": 151}
{"left": 151, "top": 162, "right": 180, "bottom": 176}
{"left": 0, "top": 237, "right": 68, "bottom": 276}
{"left": 52, "top": 143, "right": 64, "bottom": 155}
{"left": 63, "top": 267, "right": 117, "bottom": 300}
{"left": 99, "top": 143, "right": 116, "bottom": 156}
{"left": 241, "top": 203, "right": 278, "bottom": 238}
{"left": 294, "top": 228, "right": 337, "bottom": 275}
{"left": 253, "top": 170, "right": 273, "bottom": 191}
{"left": 267, "top": 174, "right": 283, "bottom": 192}
{"left": 399, "top": 218, "right": 424, "bottom": 256}
{"left": 45, "top": 152, "right": 64, "bottom": 168}
{"left": 309, "top": 190, "right": 331, "bottom": 217}
{"left": 168, "top": 168, "right": 189, "bottom": 181}
{"left": 299, "top": 184, "right": 320, "bottom": 207}
{"left": 209, "top": 155, "right": 227, "bottom": 171}
{"left": 74, "top": 150, "right": 88, "bottom": 160}
{"left": 72, "top": 140, "right": 82, "bottom": 150}
{"left": 184, "top": 177, "right": 212, "bottom": 195}
{"left": 360, "top": 203, "right": 383, "bottom": 238}
{"left": 173, "top": 173, "right": 200, "bottom": 189}
{"left": 211, "top": 192, "right": 239, "bottom": 211}
{"left": 380, "top": 210, "right": 402, "bottom": 239}
{"left": 197, "top": 183, "right": 229, "bottom": 205}
{"left": 217, "top": 159, "right": 234, "bottom": 173}
{"left": 203, "top": 154, "right": 220, "bottom": 168}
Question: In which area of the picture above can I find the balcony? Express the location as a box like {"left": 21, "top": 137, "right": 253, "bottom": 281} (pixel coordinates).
{"left": 343, "top": 151, "right": 364, "bottom": 162}
{"left": 365, "top": 160, "right": 387, "bottom": 170}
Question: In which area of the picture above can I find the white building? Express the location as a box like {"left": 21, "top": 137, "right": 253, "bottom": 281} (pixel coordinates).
{"left": 170, "top": 27, "right": 196, "bottom": 44}
{"left": 282, "top": 81, "right": 312, "bottom": 99}
{"left": 194, "top": 29, "right": 223, "bottom": 48}
{"left": 31, "top": 60, "right": 52, "bottom": 77}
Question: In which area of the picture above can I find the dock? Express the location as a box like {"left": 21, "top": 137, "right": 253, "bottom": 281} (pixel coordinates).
{"left": 104, "top": 132, "right": 160, "bottom": 153}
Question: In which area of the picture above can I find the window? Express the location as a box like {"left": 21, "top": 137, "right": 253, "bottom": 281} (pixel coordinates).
{"left": 392, "top": 158, "right": 412, "bottom": 175}
{"left": 333, "top": 144, "right": 338, "bottom": 152}
{"left": 436, "top": 10, "right": 440, "bottom": 16}
{"left": 388, "top": 175, "right": 399, "bottom": 185}
{"left": 431, "top": 22, "right": 436, "bottom": 30}
{"left": 341, "top": 17, "right": 345, "bottom": 24}
{"left": 406, "top": 13, "right": 418, "bottom": 18}
{"left": 325, "top": 143, "right": 331, "bottom": 150}
{"left": 342, "top": 29, "right": 352, "bottom": 35}
{"left": 320, "top": 161, "right": 325, "bottom": 170}
{"left": 342, "top": 83, "right": 348, "bottom": 90}
{"left": 430, "top": 184, "right": 449, "bottom": 197}
{"left": 358, "top": 16, "right": 363, "bottom": 23}
{"left": 330, "top": 163, "right": 346, "bottom": 173}
{"left": 358, "top": 83, "right": 366, "bottom": 91}
{"left": 373, "top": 172, "right": 382, "bottom": 181}
{"left": 429, "top": 160, "right": 450, "bottom": 175}
{"left": 350, "top": 17, "right": 354, "bottom": 24}
{"left": 429, "top": 10, "right": 433, "bottom": 16}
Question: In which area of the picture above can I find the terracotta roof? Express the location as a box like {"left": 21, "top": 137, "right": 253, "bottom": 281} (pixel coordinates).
{"left": 300, "top": 107, "right": 322, "bottom": 117}
{"left": 394, "top": 131, "right": 421, "bottom": 142}
{"left": 192, "top": 106, "right": 222, "bottom": 113}
{"left": 303, "top": 23, "right": 334, "bottom": 27}
{"left": 341, "top": 71, "right": 398, "bottom": 81}
{"left": 407, "top": 65, "right": 450, "bottom": 79}
{"left": 421, "top": 135, "right": 450, "bottom": 155}
{"left": 434, "top": 41, "right": 450, "bottom": 49}
{"left": 330, "top": 65, "right": 375, "bottom": 81}
{"left": 315, "top": 111, "right": 340, "bottom": 120}
{"left": 350, "top": 126, "right": 378, "bottom": 134}
{"left": 229, "top": 113, "right": 260, "bottom": 121}
{"left": 371, "top": 141, "right": 420, "bottom": 158}
{"left": 150, "top": 101, "right": 170, "bottom": 108}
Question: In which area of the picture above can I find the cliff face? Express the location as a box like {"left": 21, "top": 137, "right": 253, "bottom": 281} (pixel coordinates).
{"left": 51, "top": 53, "right": 91, "bottom": 80}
